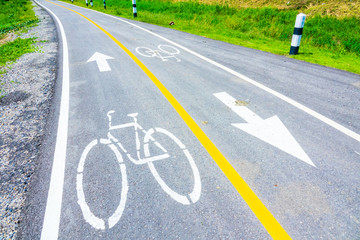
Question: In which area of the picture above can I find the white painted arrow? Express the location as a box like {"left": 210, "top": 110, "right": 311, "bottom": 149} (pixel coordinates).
{"left": 214, "top": 92, "right": 315, "bottom": 167}
{"left": 87, "top": 52, "right": 114, "bottom": 72}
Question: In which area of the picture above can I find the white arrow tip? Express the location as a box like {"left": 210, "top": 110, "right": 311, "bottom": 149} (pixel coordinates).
{"left": 87, "top": 52, "right": 114, "bottom": 62}
{"left": 87, "top": 52, "right": 114, "bottom": 72}
{"left": 232, "top": 115, "right": 316, "bottom": 167}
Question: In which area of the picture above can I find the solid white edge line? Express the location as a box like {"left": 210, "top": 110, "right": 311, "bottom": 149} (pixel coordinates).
{"left": 34, "top": 1, "right": 70, "bottom": 239}
{"left": 62, "top": 1, "right": 360, "bottom": 143}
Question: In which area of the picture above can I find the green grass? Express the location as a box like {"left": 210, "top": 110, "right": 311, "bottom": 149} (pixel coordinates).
{"left": 0, "top": 37, "right": 37, "bottom": 66}
{"left": 0, "top": 0, "right": 39, "bottom": 70}
{"left": 65, "top": 0, "right": 360, "bottom": 74}
{"left": 0, "top": 0, "right": 38, "bottom": 37}
{"left": 0, "top": 0, "right": 39, "bottom": 96}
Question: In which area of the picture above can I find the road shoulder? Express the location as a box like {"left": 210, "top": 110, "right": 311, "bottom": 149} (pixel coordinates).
{"left": 0, "top": 1, "right": 58, "bottom": 238}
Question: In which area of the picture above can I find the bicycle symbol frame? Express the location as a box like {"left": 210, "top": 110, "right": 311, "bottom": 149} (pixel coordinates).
{"left": 136, "top": 45, "right": 181, "bottom": 62}
{"left": 77, "top": 110, "right": 201, "bottom": 230}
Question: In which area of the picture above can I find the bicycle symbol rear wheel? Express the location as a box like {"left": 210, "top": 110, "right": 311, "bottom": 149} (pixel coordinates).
{"left": 143, "top": 128, "right": 201, "bottom": 205}
{"left": 135, "top": 47, "right": 156, "bottom": 58}
{"left": 77, "top": 139, "right": 128, "bottom": 230}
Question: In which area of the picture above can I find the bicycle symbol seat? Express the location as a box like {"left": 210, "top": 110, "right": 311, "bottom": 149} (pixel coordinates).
{"left": 77, "top": 110, "right": 201, "bottom": 230}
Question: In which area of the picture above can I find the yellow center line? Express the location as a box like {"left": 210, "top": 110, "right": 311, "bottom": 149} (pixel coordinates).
{"left": 46, "top": 1, "right": 291, "bottom": 239}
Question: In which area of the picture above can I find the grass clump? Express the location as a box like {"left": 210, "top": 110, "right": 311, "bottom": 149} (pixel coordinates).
{"left": 65, "top": 0, "right": 359, "bottom": 74}
{"left": 0, "top": 37, "right": 37, "bottom": 66}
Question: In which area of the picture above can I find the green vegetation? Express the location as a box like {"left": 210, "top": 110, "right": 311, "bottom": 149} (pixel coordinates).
{"left": 0, "top": 0, "right": 38, "bottom": 38}
{"left": 170, "top": 0, "right": 360, "bottom": 19}
{"left": 0, "top": 37, "right": 37, "bottom": 66}
{"left": 0, "top": 0, "right": 39, "bottom": 97}
{"left": 66, "top": 0, "right": 360, "bottom": 74}
{"left": 0, "top": 0, "right": 38, "bottom": 67}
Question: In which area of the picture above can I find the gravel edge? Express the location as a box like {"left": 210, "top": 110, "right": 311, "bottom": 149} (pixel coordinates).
{"left": 0, "top": 1, "right": 58, "bottom": 239}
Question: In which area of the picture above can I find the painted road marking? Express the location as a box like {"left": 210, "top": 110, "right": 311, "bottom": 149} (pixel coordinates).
{"left": 214, "top": 92, "right": 315, "bottom": 167}
{"left": 34, "top": 1, "right": 70, "bottom": 239}
{"left": 77, "top": 111, "right": 201, "bottom": 229}
{"left": 87, "top": 52, "right": 114, "bottom": 72}
{"left": 70, "top": 4, "right": 360, "bottom": 144}
{"left": 77, "top": 138, "right": 128, "bottom": 230}
{"left": 136, "top": 45, "right": 181, "bottom": 62}
{"left": 44, "top": 1, "right": 291, "bottom": 239}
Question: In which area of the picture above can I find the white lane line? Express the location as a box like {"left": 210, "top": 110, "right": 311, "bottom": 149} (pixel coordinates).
{"left": 63, "top": 2, "right": 360, "bottom": 143}
{"left": 34, "top": 1, "right": 70, "bottom": 239}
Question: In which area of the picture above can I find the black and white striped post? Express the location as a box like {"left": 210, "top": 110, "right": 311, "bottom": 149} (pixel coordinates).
{"left": 103, "top": 0, "right": 106, "bottom": 9}
{"left": 90, "top": 0, "right": 93, "bottom": 7}
{"left": 132, "top": 0, "right": 137, "bottom": 18}
{"left": 290, "top": 13, "right": 306, "bottom": 55}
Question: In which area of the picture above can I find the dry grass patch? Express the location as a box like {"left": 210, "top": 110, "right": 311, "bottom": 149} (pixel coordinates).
{"left": 0, "top": 33, "right": 16, "bottom": 46}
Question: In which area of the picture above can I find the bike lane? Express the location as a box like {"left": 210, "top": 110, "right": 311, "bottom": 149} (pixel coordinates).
{"left": 31, "top": 0, "right": 272, "bottom": 239}
{"left": 50, "top": 2, "right": 360, "bottom": 239}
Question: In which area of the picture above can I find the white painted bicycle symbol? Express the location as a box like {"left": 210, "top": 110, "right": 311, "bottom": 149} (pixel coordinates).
{"left": 77, "top": 111, "right": 201, "bottom": 230}
{"left": 136, "top": 45, "right": 181, "bottom": 62}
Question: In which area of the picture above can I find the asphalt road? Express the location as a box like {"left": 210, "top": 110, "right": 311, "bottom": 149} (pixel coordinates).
{"left": 20, "top": 0, "right": 360, "bottom": 239}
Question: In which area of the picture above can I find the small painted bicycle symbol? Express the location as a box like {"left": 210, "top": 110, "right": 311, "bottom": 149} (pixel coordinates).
{"left": 77, "top": 111, "right": 201, "bottom": 230}
{"left": 136, "top": 45, "right": 181, "bottom": 62}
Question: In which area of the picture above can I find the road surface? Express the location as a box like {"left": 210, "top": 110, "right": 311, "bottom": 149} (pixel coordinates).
{"left": 19, "top": 0, "right": 360, "bottom": 239}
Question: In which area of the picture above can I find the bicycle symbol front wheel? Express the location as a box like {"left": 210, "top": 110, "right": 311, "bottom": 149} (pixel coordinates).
{"left": 77, "top": 139, "right": 128, "bottom": 230}
{"left": 143, "top": 128, "right": 201, "bottom": 205}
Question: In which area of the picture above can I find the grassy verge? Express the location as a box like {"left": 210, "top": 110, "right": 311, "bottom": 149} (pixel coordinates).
{"left": 0, "top": 0, "right": 39, "bottom": 67}
{"left": 0, "top": 0, "right": 39, "bottom": 96}
{"left": 65, "top": 0, "right": 360, "bottom": 74}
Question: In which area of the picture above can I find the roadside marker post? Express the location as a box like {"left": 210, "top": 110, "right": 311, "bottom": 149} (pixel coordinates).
{"left": 290, "top": 13, "right": 306, "bottom": 55}
{"left": 132, "top": 0, "right": 137, "bottom": 17}
{"left": 90, "top": 0, "right": 93, "bottom": 7}
{"left": 103, "top": 0, "right": 106, "bottom": 9}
